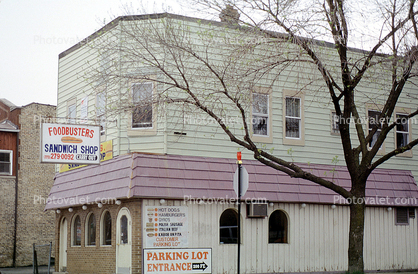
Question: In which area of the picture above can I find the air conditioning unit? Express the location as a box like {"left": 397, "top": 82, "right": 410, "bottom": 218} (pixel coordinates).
{"left": 247, "top": 203, "right": 268, "bottom": 218}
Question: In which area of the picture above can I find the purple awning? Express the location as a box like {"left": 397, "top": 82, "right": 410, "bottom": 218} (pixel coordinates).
{"left": 44, "top": 153, "right": 418, "bottom": 210}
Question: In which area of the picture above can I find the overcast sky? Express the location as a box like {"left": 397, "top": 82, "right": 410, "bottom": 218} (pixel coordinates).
{"left": 0, "top": 0, "right": 185, "bottom": 107}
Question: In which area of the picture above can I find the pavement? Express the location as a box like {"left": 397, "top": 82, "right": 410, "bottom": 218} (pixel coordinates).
{"left": 0, "top": 265, "right": 52, "bottom": 274}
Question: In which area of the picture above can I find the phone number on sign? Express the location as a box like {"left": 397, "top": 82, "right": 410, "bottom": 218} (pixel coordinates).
{"left": 46, "top": 153, "right": 75, "bottom": 160}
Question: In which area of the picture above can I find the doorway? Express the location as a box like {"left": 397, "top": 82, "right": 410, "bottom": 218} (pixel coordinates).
{"left": 59, "top": 217, "right": 67, "bottom": 272}
{"left": 116, "top": 207, "right": 132, "bottom": 274}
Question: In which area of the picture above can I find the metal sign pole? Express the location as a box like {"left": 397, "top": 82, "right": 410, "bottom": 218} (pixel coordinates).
{"left": 237, "top": 152, "right": 242, "bottom": 274}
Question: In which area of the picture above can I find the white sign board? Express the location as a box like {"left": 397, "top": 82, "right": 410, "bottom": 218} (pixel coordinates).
{"left": 144, "top": 206, "right": 188, "bottom": 248}
{"left": 40, "top": 123, "right": 101, "bottom": 165}
{"left": 144, "top": 248, "right": 211, "bottom": 274}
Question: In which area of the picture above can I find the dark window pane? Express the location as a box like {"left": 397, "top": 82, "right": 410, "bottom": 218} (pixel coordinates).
{"left": 269, "top": 210, "right": 288, "bottom": 243}
{"left": 73, "top": 216, "right": 81, "bottom": 246}
{"left": 87, "top": 214, "right": 96, "bottom": 245}
{"left": 220, "top": 209, "right": 238, "bottom": 244}
{"left": 121, "top": 215, "right": 128, "bottom": 244}
{"left": 103, "top": 211, "right": 112, "bottom": 245}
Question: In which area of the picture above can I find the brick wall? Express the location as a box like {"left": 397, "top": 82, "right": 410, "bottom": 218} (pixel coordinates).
{"left": 0, "top": 177, "right": 16, "bottom": 266}
{"left": 55, "top": 199, "right": 142, "bottom": 274}
{"left": 15, "top": 103, "right": 56, "bottom": 266}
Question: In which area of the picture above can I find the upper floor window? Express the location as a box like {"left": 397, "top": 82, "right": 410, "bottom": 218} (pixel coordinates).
{"left": 396, "top": 113, "right": 409, "bottom": 148}
{"left": 220, "top": 209, "right": 239, "bottom": 244}
{"left": 252, "top": 93, "right": 269, "bottom": 136}
{"left": 132, "top": 82, "right": 153, "bottom": 129}
{"left": 67, "top": 99, "right": 76, "bottom": 124}
{"left": 368, "top": 110, "right": 382, "bottom": 148}
{"left": 96, "top": 91, "right": 106, "bottom": 135}
{"left": 86, "top": 213, "right": 96, "bottom": 246}
{"left": 0, "top": 150, "right": 12, "bottom": 175}
{"left": 285, "top": 97, "right": 301, "bottom": 138}
{"left": 269, "top": 210, "right": 288, "bottom": 243}
{"left": 72, "top": 215, "right": 81, "bottom": 246}
{"left": 101, "top": 211, "right": 112, "bottom": 246}
{"left": 331, "top": 111, "right": 340, "bottom": 135}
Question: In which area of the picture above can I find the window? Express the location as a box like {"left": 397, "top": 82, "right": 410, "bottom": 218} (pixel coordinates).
{"left": 252, "top": 93, "right": 269, "bottom": 136}
{"left": 331, "top": 111, "right": 340, "bottom": 135}
{"left": 283, "top": 90, "right": 304, "bottom": 145}
{"left": 220, "top": 209, "right": 239, "bottom": 244}
{"left": 0, "top": 150, "right": 12, "bottom": 175}
{"left": 86, "top": 213, "right": 96, "bottom": 246}
{"left": 67, "top": 99, "right": 76, "bottom": 124}
{"left": 396, "top": 113, "right": 409, "bottom": 148}
{"left": 101, "top": 211, "right": 112, "bottom": 246}
{"left": 396, "top": 207, "right": 409, "bottom": 225}
{"left": 72, "top": 215, "right": 81, "bottom": 246}
{"left": 120, "top": 215, "right": 128, "bottom": 244}
{"left": 269, "top": 210, "right": 288, "bottom": 243}
{"left": 132, "top": 82, "right": 153, "bottom": 128}
{"left": 96, "top": 91, "right": 106, "bottom": 136}
{"left": 368, "top": 110, "right": 382, "bottom": 148}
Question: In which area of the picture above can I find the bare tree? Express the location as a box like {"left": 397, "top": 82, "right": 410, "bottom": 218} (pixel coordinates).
{"left": 85, "top": 0, "right": 418, "bottom": 272}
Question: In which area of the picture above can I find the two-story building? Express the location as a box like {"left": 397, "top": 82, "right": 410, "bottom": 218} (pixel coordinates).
{"left": 0, "top": 99, "right": 56, "bottom": 267}
{"left": 46, "top": 12, "right": 418, "bottom": 274}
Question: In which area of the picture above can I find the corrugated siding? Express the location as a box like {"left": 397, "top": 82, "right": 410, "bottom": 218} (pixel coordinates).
{"left": 143, "top": 199, "right": 418, "bottom": 273}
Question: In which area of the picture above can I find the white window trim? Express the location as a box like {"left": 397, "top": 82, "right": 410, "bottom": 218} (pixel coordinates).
{"left": 251, "top": 87, "right": 273, "bottom": 143}
{"left": 127, "top": 78, "right": 158, "bottom": 136}
{"left": 0, "top": 150, "right": 13, "bottom": 176}
{"left": 394, "top": 107, "right": 412, "bottom": 158}
{"left": 283, "top": 90, "right": 305, "bottom": 146}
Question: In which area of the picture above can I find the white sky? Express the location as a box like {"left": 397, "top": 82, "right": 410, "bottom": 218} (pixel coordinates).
{"left": 0, "top": 0, "right": 184, "bottom": 107}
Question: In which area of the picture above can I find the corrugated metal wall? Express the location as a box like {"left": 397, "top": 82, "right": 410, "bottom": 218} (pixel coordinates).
{"left": 144, "top": 199, "right": 418, "bottom": 273}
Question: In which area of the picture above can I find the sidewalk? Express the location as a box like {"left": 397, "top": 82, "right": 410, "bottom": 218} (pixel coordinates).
{"left": 0, "top": 265, "right": 51, "bottom": 274}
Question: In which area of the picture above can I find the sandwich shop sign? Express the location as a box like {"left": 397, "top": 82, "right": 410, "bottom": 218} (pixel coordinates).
{"left": 41, "top": 123, "right": 101, "bottom": 165}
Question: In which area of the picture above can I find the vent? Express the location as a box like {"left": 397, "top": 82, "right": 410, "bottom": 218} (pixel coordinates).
{"left": 396, "top": 207, "right": 409, "bottom": 224}
{"left": 247, "top": 203, "right": 268, "bottom": 218}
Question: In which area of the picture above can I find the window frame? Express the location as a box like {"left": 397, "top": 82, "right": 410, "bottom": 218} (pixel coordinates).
{"left": 96, "top": 89, "right": 106, "bottom": 137}
{"left": 395, "top": 207, "right": 409, "bottom": 225}
{"left": 251, "top": 87, "right": 273, "bottom": 143}
{"left": 127, "top": 78, "right": 157, "bottom": 136}
{"left": 331, "top": 111, "right": 340, "bottom": 135}
{"left": 268, "top": 210, "right": 289, "bottom": 244}
{"left": 283, "top": 90, "right": 305, "bottom": 146}
{"left": 394, "top": 107, "right": 412, "bottom": 157}
{"left": 71, "top": 214, "right": 82, "bottom": 247}
{"left": 67, "top": 98, "right": 77, "bottom": 124}
{"left": 0, "top": 150, "right": 13, "bottom": 176}
{"left": 85, "top": 212, "right": 96, "bottom": 246}
{"left": 100, "top": 210, "right": 112, "bottom": 246}
{"left": 219, "top": 208, "right": 240, "bottom": 244}
{"left": 366, "top": 105, "right": 386, "bottom": 155}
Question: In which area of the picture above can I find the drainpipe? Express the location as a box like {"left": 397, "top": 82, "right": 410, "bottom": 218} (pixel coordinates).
{"left": 12, "top": 131, "right": 19, "bottom": 267}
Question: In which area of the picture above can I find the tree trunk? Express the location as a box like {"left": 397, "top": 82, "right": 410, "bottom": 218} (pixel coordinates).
{"left": 347, "top": 202, "right": 366, "bottom": 273}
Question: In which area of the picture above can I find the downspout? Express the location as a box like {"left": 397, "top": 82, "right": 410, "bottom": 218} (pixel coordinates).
{"left": 12, "top": 131, "right": 19, "bottom": 267}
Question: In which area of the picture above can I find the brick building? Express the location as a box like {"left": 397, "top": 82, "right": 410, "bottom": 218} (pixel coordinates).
{"left": 0, "top": 99, "right": 56, "bottom": 267}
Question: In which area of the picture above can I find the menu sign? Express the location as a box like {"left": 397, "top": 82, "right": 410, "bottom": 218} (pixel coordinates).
{"left": 144, "top": 206, "right": 188, "bottom": 248}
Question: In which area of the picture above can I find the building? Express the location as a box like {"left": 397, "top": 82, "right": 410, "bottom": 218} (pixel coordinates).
{"left": 46, "top": 12, "right": 418, "bottom": 274}
{"left": 0, "top": 99, "right": 56, "bottom": 267}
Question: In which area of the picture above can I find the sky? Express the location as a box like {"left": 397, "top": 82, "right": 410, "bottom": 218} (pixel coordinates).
{"left": 0, "top": 0, "right": 185, "bottom": 107}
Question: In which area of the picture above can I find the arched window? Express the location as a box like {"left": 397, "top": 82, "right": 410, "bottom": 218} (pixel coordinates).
{"left": 269, "top": 210, "right": 288, "bottom": 243}
{"left": 86, "top": 213, "right": 96, "bottom": 246}
{"left": 219, "top": 209, "right": 238, "bottom": 244}
{"left": 72, "top": 215, "right": 81, "bottom": 246}
{"left": 101, "top": 211, "right": 112, "bottom": 246}
{"left": 120, "top": 215, "right": 128, "bottom": 244}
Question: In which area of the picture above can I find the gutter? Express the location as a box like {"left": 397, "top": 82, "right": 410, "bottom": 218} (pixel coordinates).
{"left": 12, "top": 131, "right": 19, "bottom": 267}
